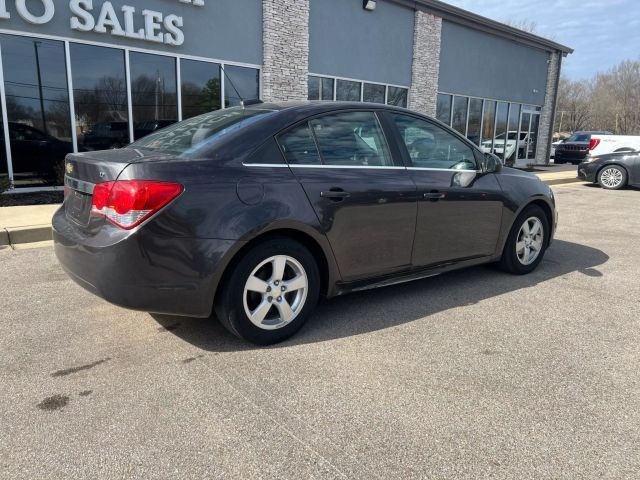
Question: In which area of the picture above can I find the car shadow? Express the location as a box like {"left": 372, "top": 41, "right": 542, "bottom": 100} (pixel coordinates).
{"left": 151, "top": 239, "right": 609, "bottom": 352}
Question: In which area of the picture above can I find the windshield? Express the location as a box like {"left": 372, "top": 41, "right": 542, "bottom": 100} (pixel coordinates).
{"left": 567, "top": 133, "right": 591, "bottom": 142}
{"left": 131, "top": 107, "right": 275, "bottom": 155}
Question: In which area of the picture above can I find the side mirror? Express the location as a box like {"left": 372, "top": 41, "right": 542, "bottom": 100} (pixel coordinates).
{"left": 482, "top": 152, "right": 502, "bottom": 173}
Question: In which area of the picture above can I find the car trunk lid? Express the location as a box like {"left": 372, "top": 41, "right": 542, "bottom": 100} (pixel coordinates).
{"left": 63, "top": 148, "right": 172, "bottom": 227}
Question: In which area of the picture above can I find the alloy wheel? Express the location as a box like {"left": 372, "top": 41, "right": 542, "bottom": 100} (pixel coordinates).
{"left": 242, "top": 255, "right": 308, "bottom": 330}
{"left": 516, "top": 217, "right": 544, "bottom": 266}
{"left": 600, "top": 168, "right": 623, "bottom": 188}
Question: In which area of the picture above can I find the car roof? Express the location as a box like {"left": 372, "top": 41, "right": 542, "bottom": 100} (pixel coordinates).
{"left": 244, "top": 100, "right": 416, "bottom": 117}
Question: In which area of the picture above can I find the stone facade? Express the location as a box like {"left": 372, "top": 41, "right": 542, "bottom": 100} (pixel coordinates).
{"left": 261, "top": 0, "right": 310, "bottom": 102}
{"left": 535, "top": 51, "right": 561, "bottom": 164}
{"left": 408, "top": 11, "right": 442, "bottom": 116}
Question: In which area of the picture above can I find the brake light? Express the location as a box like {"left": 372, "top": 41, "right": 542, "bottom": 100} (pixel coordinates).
{"left": 91, "top": 180, "right": 183, "bottom": 229}
{"left": 589, "top": 138, "right": 601, "bottom": 151}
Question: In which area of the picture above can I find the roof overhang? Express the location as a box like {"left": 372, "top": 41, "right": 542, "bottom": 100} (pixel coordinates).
{"left": 390, "top": 0, "right": 574, "bottom": 55}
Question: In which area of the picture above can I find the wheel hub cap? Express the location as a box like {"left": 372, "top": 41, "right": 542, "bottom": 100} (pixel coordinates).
{"left": 243, "top": 255, "right": 308, "bottom": 331}
{"left": 601, "top": 168, "right": 622, "bottom": 188}
{"left": 516, "top": 217, "right": 544, "bottom": 266}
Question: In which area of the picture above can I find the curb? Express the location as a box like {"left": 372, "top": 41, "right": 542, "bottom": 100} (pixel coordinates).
{"left": 541, "top": 178, "right": 585, "bottom": 186}
{"left": 0, "top": 225, "right": 52, "bottom": 247}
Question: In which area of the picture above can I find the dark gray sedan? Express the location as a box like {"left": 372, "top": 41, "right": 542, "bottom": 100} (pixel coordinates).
{"left": 54, "top": 101, "right": 557, "bottom": 345}
{"left": 578, "top": 151, "right": 640, "bottom": 189}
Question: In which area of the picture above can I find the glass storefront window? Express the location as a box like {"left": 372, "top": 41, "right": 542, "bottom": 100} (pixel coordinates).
{"left": 451, "top": 96, "right": 468, "bottom": 135}
{"left": 1, "top": 34, "right": 72, "bottom": 187}
{"left": 180, "top": 59, "right": 221, "bottom": 120}
{"left": 481, "top": 100, "right": 496, "bottom": 150}
{"left": 507, "top": 103, "right": 521, "bottom": 165}
{"left": 494, "top": 102, "right": 509, "bottom": 160}
{"left": 308, "top": 76, "right": 320, "bottom": 100}
{"left": 386, "top": 87, "right": 407, "bottom": 108}
{"left": 436, "top": 94, "right": 452, "bottom": 125}
{"left": 336, "top": 79, "right": 361, "bottom": 101}
{"left": 70, "top": 44, "right": 129, "bottom": 151}
{"left": 363, "top": 83, "right": 385, "bottom": 104}
{"left": 223, "top": 65, "right": 260, "bottom": 107}
{"left": 467, "top": 98, "right": 483, "bottom": 145}
{"left": 308, "top": 76, "right": 334, "bottom": 101}
{"left": 130, "top": 52, "right": 178, "bottom": 140}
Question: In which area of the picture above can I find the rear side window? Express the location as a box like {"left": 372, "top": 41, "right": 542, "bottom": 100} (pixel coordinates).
{"left": 310, "top": 111, "right": 393, "bottom": 167}
{"left": 277, "top": 123, "right": 321, "bottom": 165}
{"left": 391, "top": 114, "right": 477, "bottom": 170}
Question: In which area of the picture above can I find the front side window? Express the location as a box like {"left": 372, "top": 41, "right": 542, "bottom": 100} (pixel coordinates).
{"left": 391, "top": 114, "right": 477, "bottom": 170}
{"left": 309, "top": 111, "right": 393, "bottom": 167}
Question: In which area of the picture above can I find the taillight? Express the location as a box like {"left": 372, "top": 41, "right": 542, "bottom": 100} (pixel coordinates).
{"left": 91, "top": 180, "right": 183, "bottom": 229}
{"left": 589, "top": 138, "right": 601, "bottom": 151}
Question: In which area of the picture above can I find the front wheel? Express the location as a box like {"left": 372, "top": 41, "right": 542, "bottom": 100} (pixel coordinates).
{"left": 215, "top": 238, "right": 320, "bottom": 345}
{"left": 598, "top": 166, "right": 627, "bottom": 190}
{"left": 499, "top": 205, "right": 550, "bottom": 275}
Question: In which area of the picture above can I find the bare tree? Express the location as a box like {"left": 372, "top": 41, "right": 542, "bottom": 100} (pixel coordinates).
{"left": 555, "top": 76, "right": 593, "bottom": 133}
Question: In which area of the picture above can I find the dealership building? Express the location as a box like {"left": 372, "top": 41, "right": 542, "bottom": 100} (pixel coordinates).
{"left": 0, "top": 0, "right": 572, "bottom": 190}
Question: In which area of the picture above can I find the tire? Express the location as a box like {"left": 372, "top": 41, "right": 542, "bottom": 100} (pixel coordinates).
{"left": 215, "top": 238, "right": 320, "bottom": 345}
{"left": 499, "top": 205, "right": 550, "bottom": 275}
{"left": 597, "top": 165, "right": 627, "bottom": 190}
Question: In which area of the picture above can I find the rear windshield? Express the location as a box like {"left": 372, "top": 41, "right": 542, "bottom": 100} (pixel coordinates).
{"left": 567, "top": 133, "right": 591, "bottom": 142}
{"left": 131, "top": 107, "right": 275, "bottom": 155}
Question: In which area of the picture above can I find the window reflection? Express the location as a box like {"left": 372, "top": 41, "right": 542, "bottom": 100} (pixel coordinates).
{"left": 224, "top": 65, "right": 260, "bottom": 107}
{"left": 130, "top": 52, "right": 178, "bottom": 140}
{"left": 71, "top": 44, "right": 129, "bottom": 151}
{"left": 481, "top": 100, "right": 496, "bottom": 151}
{"left": 451, "top": 96, "right": 468, "bottom": 135}
{"left": 1, "top": 34, "right": 72, "bottom": 187}
{"left": 363, "top": 83, "right": 385, "bottom": 104}
{"left": 386, "top": 87, "right": 407, "bottom": 108}
{"left": 309, "top": 111, "right": 392, "bottom": 166}
{"left": 492, "top": 102, "right": 509, "bottom": 161}
{"left": 506, "top": 103, "right": 520, "bottom": 165}
{"left": 336, "top": 80, "right": 361, "bottom": 101}
{"left": 436, "top": 94, "right": 452, "bottom": 125}
{"left": 466, "top": 98, "right": 483, "bottom": 145}
{"left": 180, "top": 59, "right": 221, "bottom": 120}
{"left": 278, "top": 122, "right": 321, "bottom": 165}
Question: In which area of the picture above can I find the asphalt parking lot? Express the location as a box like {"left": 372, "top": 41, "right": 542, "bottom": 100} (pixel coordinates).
{"left": 1, "top": 183, "right": 639, "bottom": 479}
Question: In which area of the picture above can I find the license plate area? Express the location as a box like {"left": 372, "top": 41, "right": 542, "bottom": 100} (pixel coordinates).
{"left": 65, "top": 189, "right": 92, "bottom": 226}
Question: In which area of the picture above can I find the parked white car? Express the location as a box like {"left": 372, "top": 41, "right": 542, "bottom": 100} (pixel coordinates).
{"left": 481, "top": 131, "right": 529, "bottom": 163}
{"left": 554, "top": 131, "right": 640, "bottom": 164}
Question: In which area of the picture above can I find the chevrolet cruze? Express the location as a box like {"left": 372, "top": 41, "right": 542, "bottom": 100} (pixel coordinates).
{"left": 54, "top": 102, "right": 557, "bottom": 344}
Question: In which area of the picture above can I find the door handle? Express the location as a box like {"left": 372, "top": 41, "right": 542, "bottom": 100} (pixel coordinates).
{"left": 321, "top": 189, "right": 350, "bottom": 201}
{"left": 423, "top": 191, "right": 446, "bottom": 201}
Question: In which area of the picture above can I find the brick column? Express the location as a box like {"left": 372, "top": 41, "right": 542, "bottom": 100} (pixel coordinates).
{"left": 262, "top": 0, "right": 309, "bottom": 102}
{"left": 408, "top": 10, "right": 442, "bottom": 116}
{"left": 535, "top": 51, "right": 562, "bottom": 165}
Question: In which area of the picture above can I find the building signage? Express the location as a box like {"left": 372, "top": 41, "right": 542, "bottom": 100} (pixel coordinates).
{"left": 0, "top": 0, "right": 205, "bottom": 46}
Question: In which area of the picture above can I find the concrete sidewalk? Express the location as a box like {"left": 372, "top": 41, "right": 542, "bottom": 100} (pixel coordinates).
{"left": 0, "top": 171, "right": 583, "bottom": 249}
{"left": 0, "top": 204, "right": 59, "bottom": 248}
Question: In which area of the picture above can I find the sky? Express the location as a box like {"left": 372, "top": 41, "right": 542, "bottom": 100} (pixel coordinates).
{"left": 444, "top": 0, "right": 640, "bottom": 80}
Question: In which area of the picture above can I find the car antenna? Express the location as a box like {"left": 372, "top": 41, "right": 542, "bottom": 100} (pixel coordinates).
{"left": 220, "top": 65, "right": 246, "bottom": 108}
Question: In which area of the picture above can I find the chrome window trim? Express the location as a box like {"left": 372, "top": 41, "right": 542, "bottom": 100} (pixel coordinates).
{"left": 242, "top": 163, "right": 407, "bottom": 170}
{"left": 407, "top": 167, "right": 479, "bottom": 173}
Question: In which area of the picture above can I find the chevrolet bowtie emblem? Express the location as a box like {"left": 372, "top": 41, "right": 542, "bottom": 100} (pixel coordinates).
{"left": 66, "top": 163, "right": 73, "bottom": 174}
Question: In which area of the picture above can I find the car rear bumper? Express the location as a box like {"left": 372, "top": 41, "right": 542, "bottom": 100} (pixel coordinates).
{"left": 53, "top": 206, "right": 241, "bottom": 318}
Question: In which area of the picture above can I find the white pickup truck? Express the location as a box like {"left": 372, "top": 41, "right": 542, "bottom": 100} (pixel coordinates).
{"left": 554, "top": 131, "right": 640, "bottom": 164}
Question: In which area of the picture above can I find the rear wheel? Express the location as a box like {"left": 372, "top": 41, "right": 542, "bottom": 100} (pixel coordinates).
{"left": 598, "top": 166, "right": 627, "bottom": 190}
{"left": 499, "top": 205, "right": 549, "bottom": 275}
{"left": 215, "top": 238, "right": 320, "bottom": 345}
